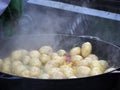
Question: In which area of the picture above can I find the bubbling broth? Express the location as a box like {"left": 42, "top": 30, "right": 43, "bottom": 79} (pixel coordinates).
{"left": 0, "top": 42, "right": 115, "bottom": 79}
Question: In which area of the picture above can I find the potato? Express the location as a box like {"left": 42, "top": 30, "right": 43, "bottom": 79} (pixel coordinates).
{"left": 40, "top": 73, "right": 50, "bottom": 79}
{"left": 20, "top": 69, "right": 30, "bottom": 77}
{"left": 29, "top": 66, "right": 41, "bottom": 77}
{"left": 47, "top": 67, "right": 60, "bottom": 75}
{"left": 104, "top": 67, "right": 116, "bottom": 73}
{"left": 40, "top": 54, "right": 51, "bottom": 64}
{"left": 90, "top": 60, "right": 104, "bottom": 71}
{"left": 44, "top": 60, "right": 59, "bottom": 73}
{"left": 11, "top": 50, "right": 28, "bottom": 61}
{"left": 51, "top": 71, "right": 66, "bottom": 79}
{"left": 2, "top": 62, "right": 11, "bottom": 74}
{"left": 29, "top": 50, "right": 40, "bottom": 58}
{"left": 11, "top": 61, "right": 23, "bottom": 73}
{"left": 76, "top": 66, "right": 91, "bottom": 77}
{"left": 4, "top": 58, "right": 11, "bottom": 64}
{"left": 91, "top": 67, "right": 103, "bottom": 76}
{"left": 99, "top": 60, "right": 109, "bottom": 70}
{"left": 51, "top": 53, "right": 59, "bottom": 59}
{"left": 81, "top": 42, "right": 92, "bottom": 57}
{"left": 39, "top": 46, "right": 53, "bottom": 55}
{"left": 52, "top": 56, "right": 65, "bottom": 66}
{"left": 70, "top": 47, "right": 81, "bottom": 56}
{"left": 22, "top": 56, "right": 31, "bottom": 65}
{"left": 12, "top": 61, "right": 22, "bottom": 67}
{"left": 78, "top": 59, "right": 91, "bottom": 67}
{"left": 57, "top": 49, "right": 67, "bottom": 56}
{"left": 71, "top": 55, "right": 83, "bottom": 66}
{"left": 60, "top": 65, "right": 74, "bottom": 78}
{"left": 29, "top": 58, "right": 41, "bottom": 67}
{"left": 14, "top": 64, "right": 26, "bottom": 75}
{"left": 86, "top": 54, "right": 98, "bottom": 60}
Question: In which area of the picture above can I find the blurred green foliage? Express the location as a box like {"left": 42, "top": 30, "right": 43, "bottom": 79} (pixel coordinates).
{"left": 0, "top": 0, "right": 24, "bottom": 37}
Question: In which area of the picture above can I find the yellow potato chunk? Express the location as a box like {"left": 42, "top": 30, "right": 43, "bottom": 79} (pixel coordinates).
{"left": 99, "top": 60, "right": 109, "bottom": 70}
{"left": 29, "top": 66, "right": 41, "bottom": 77}
{"left": 20, "top": 69, "right": 30, "bottom": 77}
{"left": 51, "top": 71, "right": 66, "bottom": 79}
{"left": 14, "top": 65, "right": 26, "bottom": 75}
{"left": 11, "top": 50, "right": 28, "bottom": 61}
{"left": 44, "top": 60, "right": 59, "bottom": 73}
{"left": 40, "top": 73, "right": 50, "bottom": 79}
{"left": 39, "top": 46, "right": 53, "bottom": 55}
{"left": 29, "top": 50, "right": 40, "bottom": 58}
{"left": 91, "top": 67, "right": 103, "bottom": 76}
{"left": 81, "top": 42, "right": 92, "bottom": 57}
{"left": 87, "top": 54, "right": 98, "bottom": 60}
{"left": 57, "top": 49, "right": 67, "bottom": 56}
{"left": 90, "top": 60, "right": 104, "bottom": 72}
{"left": 22, "top": 56, "right": 31, "bottom": 65}
{"left": 29, "top": 58, "right": 41, "bottom": 67}
{"left": 60, "top": 65, "right": 74, "bottom": 78}
{"left": 76, "top": 66, "right": 91, "bottom": 77}
{"left": 51, "top": 53, "right": 59, "bottom": 59}
{"left": 2, "top": 61, "right": 11, "bottom": 74}
{"left": 70, "top": 47, "right": 81, "bottom": 56}
{"left": 40, "top": 54, "right": 51, "bottom": 64}
{"left": 71, "top": 55, "right": 83, "bottom": 66}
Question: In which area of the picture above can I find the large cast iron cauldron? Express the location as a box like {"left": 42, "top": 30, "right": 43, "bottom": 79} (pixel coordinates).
{"left": 0, "top": 34, "right": 120, "bottom": 90}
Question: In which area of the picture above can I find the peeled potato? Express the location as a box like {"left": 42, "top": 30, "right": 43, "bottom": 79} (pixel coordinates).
{"left": 4, "top": 58, "right": 11, "bottom": 64}
{"left": 39, "top": 46, "right": 53, "bottom": 55}
{"left": 87, "top": 54, "right": 98, "bottom": 60}
{"left": 60, "top": 65, "right": 74, "bottom": 78}
{"left": 51, "top": 70, "right": 66, "bottom": 79}
{"left": 40, "top": 54, "right": 51, "bottom": 64}
{"left": 99, "top": 60, "right": 109, "bottom": 70}
{"left": 71, "top": 55, "right": 83, "bottom": 66}
{"left": 11, "top": 50, "right": 28, "bottom": 61}
{"left": 29, "top": 58, "right": 41, "bottom": 67}
{"left": 22, "top": 56, "right": 31, "bottom": 65}
{"left": 57, "top": 49, "right": 67, "bottom": 56}
{"left": 44, "top": 60, "right": 59, "bottom": 73}
{"left": 81, "top": 42, "right": 92, "bottom": 57}
{"left": 40, "top": 73, "right": 50, "bottom": 79}
{"left": 14, "top": 64, "right": 26, "bottom": 75}
{"left": 20, "top": 69, "right": 30, "bottom": 77}
{"left": 90, "top": 60, "right": 104, "bottom": 72}
{"left": 91, "top": 67, "right": 103, "bottom": 76}
{"left": 29, "top": 66, "right": 41, "bottom": 77}
{"left": 48, "top": 67, "right": 60, "bottom": 75}
{"left": 76, "top": 66, "right": 91, "bottom": 77}
{"left": 29, "top": 50, "right": 40, "bottom": 58}
{"left": 70, "top": 47, "right": 81, "bottom": 56}
{"left": 2, "top": 62, "right": 11, "bottom": 74}
{"left": 78, "top": 59, "right": 92, "bottom": 67}
{"left": 52, "top": 55, "right": 65, "bottom": 65}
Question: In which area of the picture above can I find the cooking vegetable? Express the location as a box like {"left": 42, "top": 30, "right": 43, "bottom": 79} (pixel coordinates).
{"left": 70, "top": 47, "right": 81, "bottom": 56}
{"left": 29, "top": 50, "right": 40, "bottom": 58}
{"left": 81, "top": 42, "right": 92, "bottom": 57}
{"left": 0, "top": 42, "right": 113, "bottom": 79}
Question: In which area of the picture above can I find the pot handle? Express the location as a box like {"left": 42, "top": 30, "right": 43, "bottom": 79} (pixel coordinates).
{"left": 80, "top": 36, "right": 100, "bottom": 40}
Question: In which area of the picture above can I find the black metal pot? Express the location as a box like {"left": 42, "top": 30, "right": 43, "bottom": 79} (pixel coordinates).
{"left": 0, "top": 34, "right": 120, "bottom": 90}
